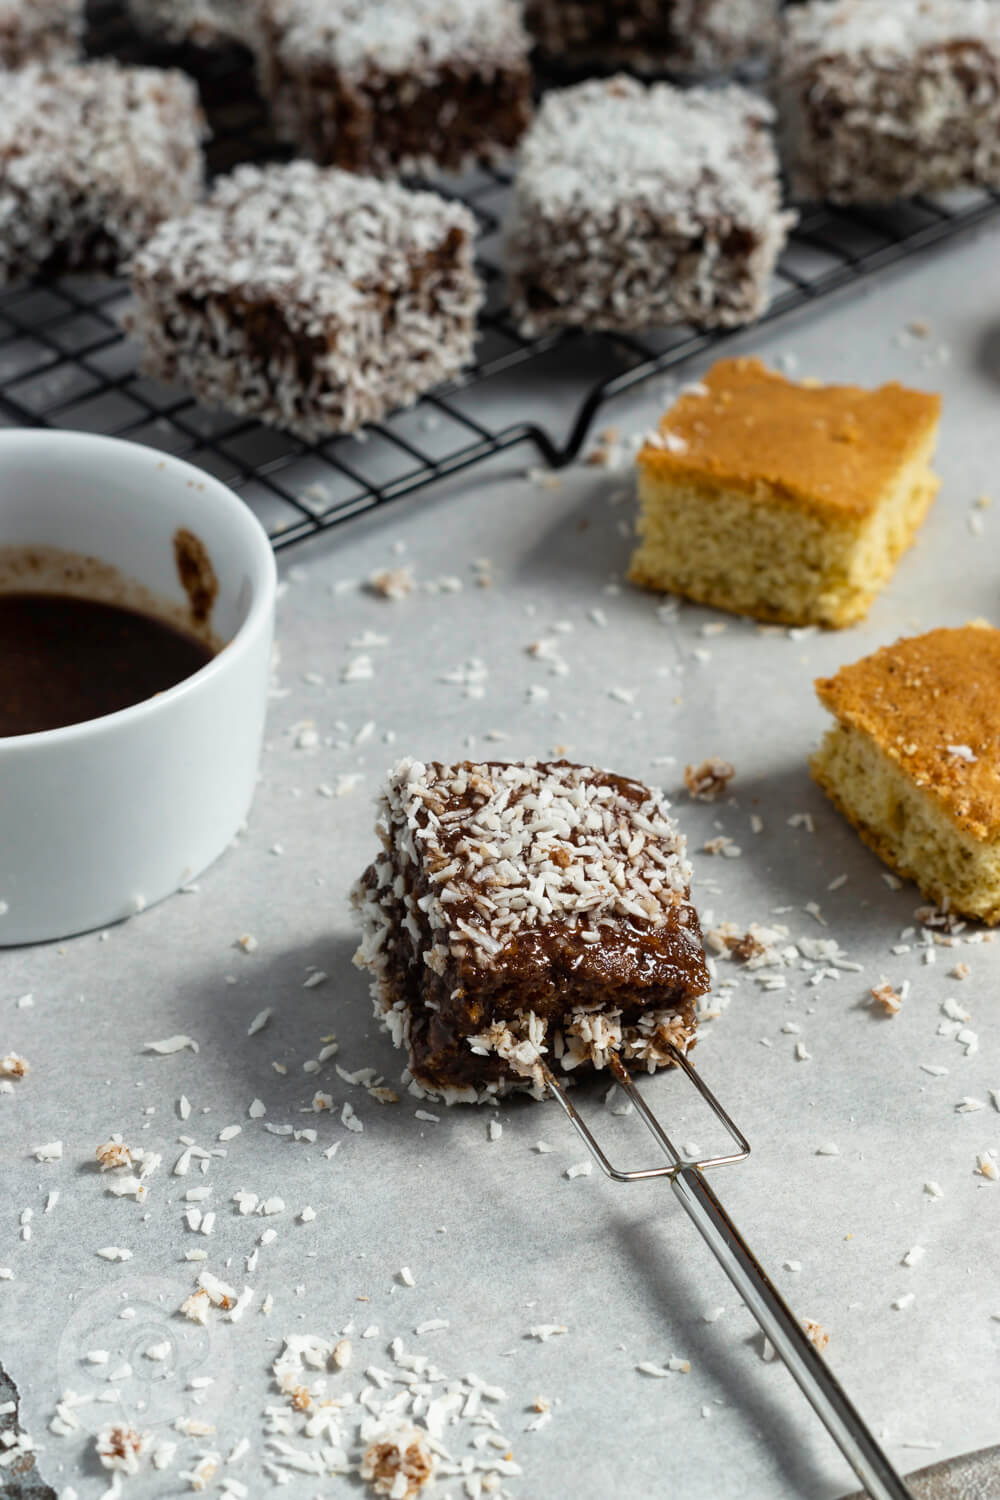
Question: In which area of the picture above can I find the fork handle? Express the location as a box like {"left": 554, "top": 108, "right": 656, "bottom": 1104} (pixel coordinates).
{"left": 670, "top": 1164, "right": 913, "bottom": 1500}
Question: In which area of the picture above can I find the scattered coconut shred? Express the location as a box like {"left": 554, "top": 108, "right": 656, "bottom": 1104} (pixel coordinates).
{"left": 11, "top": 506, "right": 1000, "bottom": 1500}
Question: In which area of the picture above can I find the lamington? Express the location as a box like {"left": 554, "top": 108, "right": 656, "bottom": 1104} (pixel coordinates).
{"left": 631, "top": 358, "right": 941, "bottom": 628}
{"left": 254, "top": 0, "right": 533, "bottom": 174}
{"left": 0, "top": 0, "right": 83, "bottom": 67}
{"left": 124, "top": 0, "right": 248, "bottom": 47}
{"left": 128, "top": 160, "right": 482, "bottom": 441}
{"left": 506, "top": 76, "right": 793, "bottom": 337}
{"left": 351, "top": 759, "right": 709, "bottom": 1103}
{"left": 781, "top": 0, "right": 1000, "bottom": 202}
{"left": 524, "top": 0, "right": 779, "bottom": 77}
{"left": 812, "top": 625, "right": 1000, "bottom": 923}
{"left": 0, "top": 62, "right": 205, "bottom": 284}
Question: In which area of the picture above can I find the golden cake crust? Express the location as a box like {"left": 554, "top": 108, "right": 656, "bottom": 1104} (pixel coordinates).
{"left": 815, "top": 624, "right": 1000, "bottom": 840}
{"left": 638, "top": 357, "right": 941, "bottom": 519}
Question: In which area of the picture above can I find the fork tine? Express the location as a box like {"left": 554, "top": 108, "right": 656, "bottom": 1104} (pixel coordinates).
{"left": 540, "top": 1047, "right": 914, "bottom": 1500}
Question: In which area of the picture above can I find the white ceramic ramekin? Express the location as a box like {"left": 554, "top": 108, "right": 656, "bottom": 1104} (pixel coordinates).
{"left": 0, "top": 431, "right": 276, "bottom": 946}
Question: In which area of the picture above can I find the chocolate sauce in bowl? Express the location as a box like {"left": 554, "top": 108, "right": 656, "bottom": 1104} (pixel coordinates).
{"left": 0, "top": 592, "right": 215, "bottom": 736}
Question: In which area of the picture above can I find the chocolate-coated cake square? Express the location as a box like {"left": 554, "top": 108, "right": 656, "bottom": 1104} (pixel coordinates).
{"left": 524, "top": 0, "right": 779, "bottom": 77}
{"left": 124, "top": 0, "right": 248, "bottom": 46}
{"left": 352, "top": 759, "right": 709, "bottom": 1103}
{"left": 0, "top": 0, "right": 83, "bottom": 67}
{"left": 0, "top": 62, "right": 205, "bottom": 285}
{"left": 128, "top": 160, "right": 482, "bottom": 441}
{"left": 781, "top": 0, "right": 1000, "bottom": 202}
{"left": 255, "top": 0, "right": 533, "bottom": 174}
{"left": 506, "top": 75, "right": 793, "bottom": 336}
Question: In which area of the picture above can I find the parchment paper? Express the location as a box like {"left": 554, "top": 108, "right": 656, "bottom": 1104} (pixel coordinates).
{"left": 3, "top": 222, "right": 1000, "bottom": 1500}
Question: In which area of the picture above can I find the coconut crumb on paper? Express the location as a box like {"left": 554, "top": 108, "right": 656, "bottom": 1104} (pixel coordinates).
{"left": 527, "top": 1325, "right": 567, "bottom": 1341}
{"left": 801, "top": 1319, "right": 829, "bottom": 1351}
{"left": 144, "top": 1035, "right": 199, "bottom": 1055}
{"left": 96, "top": 1141, "right": 133, "bottom": 1171}
{"left": 0, "top": 1053, "right": 28, "bottom": 1079}
{"left": 96, "top": 1423, "right": 147, "bottom": 1475}
{"left": 870, "top": 981, "right": 903, "bottom": 1017}
{"left": 360, "top": 1422, "right": 435, "bottom": 1498}
{"left": 684, "top": 758, "right": 735, "bottom": 801}
{"left": 368, "top": 567, "right": 415, "bottom": 601}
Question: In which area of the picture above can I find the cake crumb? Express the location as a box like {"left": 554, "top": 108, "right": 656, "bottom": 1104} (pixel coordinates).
{"left": 360, "top": 1423, "right": 435, "bottom": 1498}
{"left": 976, "top": 1151, "right": 999, "bottom": 1181}
{"left": 368, "top": 567, "right": 415, "bottom": 601}
{"left": 684, "top": 758, "right": 735, "bottom": 801}
{"left": 0, "top": 1052, "right": 28, "bottom": 1079}
{"left": 96, "top": 1423, "right": 147, "bottom": 1475}
{"left": 870, "top": 980, "right": 903, "bottom": 1016}
{"left": 97, "top": 1141, "right": 133, "bottom": 1171}
{"left": 801, "top": 1318, "right": 829, "bottom": 1351}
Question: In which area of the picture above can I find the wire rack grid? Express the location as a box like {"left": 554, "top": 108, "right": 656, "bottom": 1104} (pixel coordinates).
{"left": 0, "top": 0, "right": 997, "bottom": 551}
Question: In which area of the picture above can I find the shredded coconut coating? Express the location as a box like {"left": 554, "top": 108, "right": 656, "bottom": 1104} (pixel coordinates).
{"left": 255, "top": 0, "right": 533, "bottom": 173}
{"left": 506, "top": 75, "right": 793, "bottom": 335}
{"left": 352, "top": 759, "right": 708, "bottom": 1102}
{"left": 781, "top": 0, "right": 1000, "bottom": 201}
{"left": 0, "top": 62, "right": 206, "bottom": 286}
{"left": 125, "top": 0, "right": 250, "bottom": 45}
{"left": 524, "top": 0, "right": 779, "bottom": 76}
{"left": 0, "top": 0, "right": 83, "bottom": 67}
{"left": 264, "top": 0, "right": 529, "bottom": 78}
{"left": 128, "top": 160, "right": 482, "bottom": 442}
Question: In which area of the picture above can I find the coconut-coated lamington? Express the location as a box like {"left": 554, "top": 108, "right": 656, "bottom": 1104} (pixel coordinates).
{"left": 124, "top": 0, "right": 248, "bottom": 46}
{"left": 0, "top": 0, "right": 83, "bottom": 67}
{"left": 352, "top": 760, "right": 709, "bottom": 1103}
{"left": 781, "top": 0, "right": 1000, "bottom": 202}
{"left": 812, "top": 625, "right": 1000, "bottom": 923}
{"left": 506, "top": 76, "right": 793, "bottom": 336}
{"left": 0, "top": 62, "right": 205, "bottom": 285}
{"left": 524, "top": 0, "right": 779, "bottom": 76}
{"left": 254, "top": 0, "right": 533, "bottom": 174}
{"left": 631, "top": 358, "right": 941, "bottom": 627}
{"left": 128, "top": 160, "right": 482, "bottom": 442}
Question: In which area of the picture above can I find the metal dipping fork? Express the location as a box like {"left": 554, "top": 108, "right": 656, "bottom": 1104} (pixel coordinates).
{"left": 542, "top": 1046, "right": 914, "bottom": 1500}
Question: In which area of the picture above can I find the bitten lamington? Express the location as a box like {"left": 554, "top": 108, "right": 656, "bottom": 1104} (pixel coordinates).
{"left": 0, "top": 63, "right": 205, "bottom": 285}
{"left": 255, "top": 0, "right": 533, "bottom": 175}
{"left": 781, "top": 0, "right": 1000, "bottom": 202}
{"left": 128, "top": 161, "right": 483, "bottom": 442}
{"left": 352, "top": 760, "right": 709, "bottom": 1103}
{"left": 812, "top": 625, "right": 1000, "bottom": 923}
{"left": 506, "top": 76, "right": 793, "bottom": 337}
{"left": 524, "top": 0, "right": 779, "bottom": 77}
{"left": 0, "top": 0, "right": 83, "bottom": 67}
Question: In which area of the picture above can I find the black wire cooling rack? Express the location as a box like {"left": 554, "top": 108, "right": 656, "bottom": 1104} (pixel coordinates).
{"left": 1, "top": 1, "right": 998, "bottom": 552}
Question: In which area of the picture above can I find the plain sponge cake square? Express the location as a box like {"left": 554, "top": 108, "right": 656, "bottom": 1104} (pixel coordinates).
{"left": 811, "top": 624, "right": 1000, "bottom": 923}
{"left": 630, "top": 357, "right": 941, "bottom": 628}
